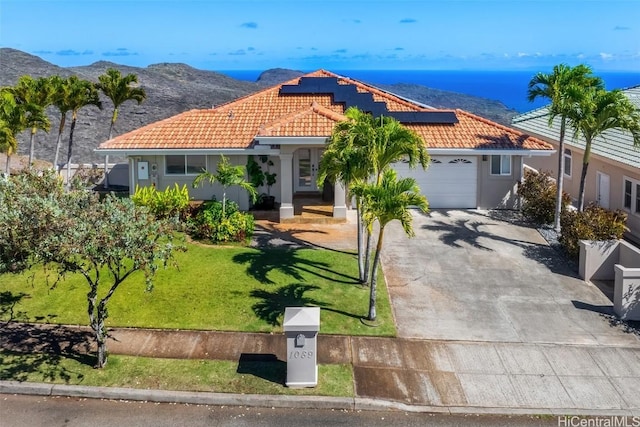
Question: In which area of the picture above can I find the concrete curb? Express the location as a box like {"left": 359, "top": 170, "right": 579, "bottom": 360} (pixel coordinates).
{"left": 2, "top": 381, "right": 639, "bottom": 417}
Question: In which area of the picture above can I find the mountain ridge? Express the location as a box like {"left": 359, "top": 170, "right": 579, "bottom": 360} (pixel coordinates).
{"left": 0, "top": 48, "right": 517, "bottom": 164}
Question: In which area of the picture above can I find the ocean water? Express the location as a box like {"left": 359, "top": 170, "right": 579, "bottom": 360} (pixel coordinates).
{"left": 219, "top": 69, "right": 640, "bottom": 113}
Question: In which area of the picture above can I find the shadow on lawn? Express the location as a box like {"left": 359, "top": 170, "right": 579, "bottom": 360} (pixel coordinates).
{"left": 250, "top": 283, "right": 364, "bottom": 326}
{"left": 236, "top": 353, "right": 285, "bottom": 385}
{"left": 233, "top": 247, "right": 360, "bottom": 286}
{"left": 0, "top": 322, "right": 96, "bottom": 382}
{"left": 251, "top": 284, "right": 326, "bottom": 326}
{"left": 0, "top": 290, "right": 30, "bottom": 322}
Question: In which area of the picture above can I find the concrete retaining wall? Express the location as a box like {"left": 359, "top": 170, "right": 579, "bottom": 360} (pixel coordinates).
{"left": 579, "top": 239, "right": 640, "bottom": 320}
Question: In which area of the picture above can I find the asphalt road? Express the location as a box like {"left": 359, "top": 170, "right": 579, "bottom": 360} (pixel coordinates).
{"left": 0, "top": 394, "right": 559, "bottom": 427}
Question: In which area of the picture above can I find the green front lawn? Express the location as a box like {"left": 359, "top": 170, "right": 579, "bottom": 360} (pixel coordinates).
{"left": 0, "top": 242, "right": 396, "bottom": 336}
{"left": 0, "top": 351, "right": 353, "bottom": 397}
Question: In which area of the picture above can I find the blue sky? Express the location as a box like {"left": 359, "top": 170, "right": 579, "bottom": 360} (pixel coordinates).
{"left": 1, "top": 0, "right": 639, "bottom": 72}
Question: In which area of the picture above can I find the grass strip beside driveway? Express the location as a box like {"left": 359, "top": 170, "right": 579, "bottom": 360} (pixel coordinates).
{"left": 0, "top": 243, "right": 395, "bottom": 336}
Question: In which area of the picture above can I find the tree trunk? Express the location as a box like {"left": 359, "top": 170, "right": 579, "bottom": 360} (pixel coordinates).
{"left": 356, "top": 198, "right": 365, "bottom": 282}
{"left": 5, "top": 154, "right": 11, "bottom": 175}
{"left": 95, "top": 303, "right": 108, "bottom": 368}
{"left": 577, "top": 138, "right": 593, "bottom": 212}
{"left": 28, "top": 128, "right": 36, "bottom": 166}
{"left": 553, "top": 118, "right": 567, "bottom": 232}
{"left": 53, "top": 113, "right": 66, "bottom": 172}
{"left": 578, "top": 161, "right": 589, "bottom": 212}
{"left": 363, "top": 230, "right": 372, "bottom": 284}
{"left": 222, "top": 190, "right": 227, "bottom": 217}
{"left": 108, "top": 110, "right": 116, "bottom": 141}
{"left": 368, "top": 226, "right": 385, "bottom": 321}
{"left": 66, "top": 115, "right": 77, "bottom": 186}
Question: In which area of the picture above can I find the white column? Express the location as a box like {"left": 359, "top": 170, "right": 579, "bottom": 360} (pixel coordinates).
{"left": 128, "top": 157, "right": 136, "bottom": 195}
{"left": 103, "top": 154, "right": 110, "bottom": 189}
{"left": 279, "top": 153, "right": 294, "bottom": 219}
{"left": 333, "top": 181, "right": 347, "bottom": 219}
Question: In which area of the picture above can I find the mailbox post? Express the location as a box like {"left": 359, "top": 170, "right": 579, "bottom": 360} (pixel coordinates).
{"left": 283, "top": 306, "right": 320, "bottom": 388}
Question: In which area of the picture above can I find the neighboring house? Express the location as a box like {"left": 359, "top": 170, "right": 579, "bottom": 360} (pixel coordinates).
{"left": 512, "top": 85, "right": 640, "bottom": 242}
{"left": 96, "top": 70, "right": 554, "bottom": 221}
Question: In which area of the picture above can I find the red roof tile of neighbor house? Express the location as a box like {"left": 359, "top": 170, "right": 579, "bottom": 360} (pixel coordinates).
{"left": 98, "top": 69, "right": 553, "bottom": 152}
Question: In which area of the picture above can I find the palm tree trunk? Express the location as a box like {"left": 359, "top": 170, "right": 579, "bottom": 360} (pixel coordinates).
{"left": 577, "top": 138, "right": 593, "bottom": 212}
{"left": 363, "top": 229, "right": 373, "bottom": 284}
{"left": 578, "top": 162, "right": 589, "bottom": 212}
{"left": 28, "top": 128, "right": 36, "bottom": 166}
{"left": 356, "top": 197, "right": 365, "bottom": 282}
{"left": 108, "top": 110, "right": 116, "bottom": 141}
{"left": 53, "top": 113, "right": 66, "bottom": 172}
{"left": 368, "top": 226, "right": 385, "bottom": 321}
{"left": 66, "top": 115, "right": 77, "bottom": 186}
{"left": 5, "top": 154, "right": 11, "bottom": 175}
{"left": 553, "top": 118, "right": 567, "bottom": 232}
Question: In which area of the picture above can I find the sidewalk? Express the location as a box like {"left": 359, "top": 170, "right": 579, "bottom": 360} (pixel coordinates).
{"left": 2, "top": 322, "right": 640, "bottom": 416}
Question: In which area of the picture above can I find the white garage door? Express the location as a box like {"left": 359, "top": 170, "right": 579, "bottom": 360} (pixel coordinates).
{"left": 392, "top": 156, "right": 477, "bottom": 208}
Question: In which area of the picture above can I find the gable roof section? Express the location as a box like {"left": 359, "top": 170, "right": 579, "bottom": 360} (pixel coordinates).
{"left": 258, "top": 102, "right": 345, "bottom": 137}
{"left": 98, "top": 69, "right": 552, "bottom": 153}
{"left": 512, "top": 85, "right": 640, "bottom": 168}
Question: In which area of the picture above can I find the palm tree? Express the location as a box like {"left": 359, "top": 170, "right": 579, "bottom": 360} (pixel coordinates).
{"left": 7, "top": 76, "right": 52, "bottom": 165}
{"left": 97, "top": 68, "right": 146, "bottom": 141}
{"left": 527, "top": 64, "right": 603, "bottom": 231}
{"left": 318, "top": 107, "right": 429, "bottom": 283}
{"left": 318, "top": 108, "right": 372, "bottom": 282}
{"left": 570, "top": 88, "right": 640, "bottom": 211}
{"left": 0, "top": 88, "right": 48, "bottom": 175}
{"left": 96, "top": 68, "right": 146, "bottom": 189}
{"left": 0, "top": 90, "right": 23, "bottom": 174}
{"left": 354, "top": 168, "right": 428, "bottom": 321}
{"left": 362, "top": 113, "right": 429, "bottom": 282}
{"left": 49, "top": 75, "right": 72, "bottom": 171}
{"left": 63, "top": 76, "right": 102, "bottom": 184}
{"left": 192, "top": 155, "right": 257, "bottom": 217}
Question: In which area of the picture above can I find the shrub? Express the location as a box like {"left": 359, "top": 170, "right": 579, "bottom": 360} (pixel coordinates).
{"left": 189, "top": 199, "right": 254, "bottom": 243}
{"left": 518, "top": 169, "right": 570, "bottom": 224}
{"left": 560, "top": 204, "right": 627, "bottom": 258}
{"left": 131, "top": 184, "right": 190, "bottom": 220}
{"left": 71, "top": 165, "right": 105, "bottom": 189}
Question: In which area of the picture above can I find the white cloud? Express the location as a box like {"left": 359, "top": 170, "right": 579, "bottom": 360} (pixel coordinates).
{"left": 600, "top": 52, "right": 614, "bottom": 60}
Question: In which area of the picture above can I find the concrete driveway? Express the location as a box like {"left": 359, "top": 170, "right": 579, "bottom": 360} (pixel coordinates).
{"left": 381, "top": 209, "right": 640, "bottom": 347}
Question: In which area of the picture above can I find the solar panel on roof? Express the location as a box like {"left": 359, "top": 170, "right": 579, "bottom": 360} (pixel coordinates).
{"left": 280, "top": 77, "right": 458, "bottom": 124}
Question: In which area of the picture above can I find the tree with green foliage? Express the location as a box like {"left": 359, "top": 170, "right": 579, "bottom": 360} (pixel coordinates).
{"left": 97, "top": 68, "right": 146, "bottom": 141}
{"left": 527, "top": 64, "right": 604, "bottom": 231}
{"left": 7, "top": 76, "right": 52, "bottom": 165}
{"left": 0, "top": 170, "right": 180, "bottom": 368}
{"left": 569, "top": 88, "right": 640, "bottom": 211}
{"left": 317, "top": 109, "right": 371, "bottom": 281}
{"left": 49, "top": 75, "right": 72, "bottom": 170}
{"left": 97, "top": 68, "right": 146, "bottom": 189}
{"left": 353, "top": 168, "right": 428, "bottom": 321}
{"left": 0, "top": 87, "right": 48, "bottom": 175}
{"left": 193, "top": 154, "right": 257, "bottom": 217}
{"left": 63, "top": 76, "right": 102, "bottom": 184}
{"left": 319, "top": 107, "right": 429, "bottom": 284}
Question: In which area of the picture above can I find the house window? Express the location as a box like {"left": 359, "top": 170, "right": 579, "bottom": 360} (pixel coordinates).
{"left": 624, "top": 180, "right": 632, "bottom": 209}
{"left": 622, "top": 177, "right": 640, "bottom": 215}
{"left": 564, "top": 149, "right": 572, "bottom": 177}
{"left": 165, "top": 155, "right": 206, "bottom": 175}
{"left": 490, "top": 155, "right": 511, "bottom": 176}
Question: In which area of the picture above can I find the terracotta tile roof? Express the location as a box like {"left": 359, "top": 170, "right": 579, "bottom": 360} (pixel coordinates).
{"left": 98, "top": 69, "right": 552, "bottom": 152}
{"left": 258, "top": 102, "right": 345, "bottom": 137}
{"left": 408, "top": 109, "right": 553, "bottom": 151}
